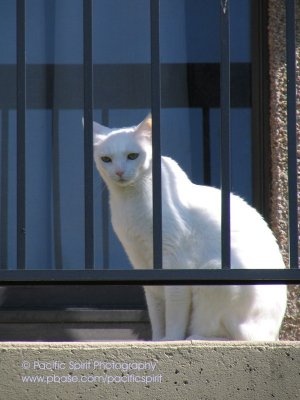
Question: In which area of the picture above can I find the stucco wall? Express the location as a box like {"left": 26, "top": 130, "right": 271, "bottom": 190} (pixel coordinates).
{"left": 269, "top": 1, "right": 300, "bottom": 340}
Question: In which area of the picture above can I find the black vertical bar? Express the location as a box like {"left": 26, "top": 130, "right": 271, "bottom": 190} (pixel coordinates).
{"left": 251, "top": 0, "right": 271, "bottom": 220}
{"left": 151, "top": 0, "right": 163, "bottom": 269}
{"left": 102, "top": 183, "right": 110, "bottom": 269}
{"left": 83, "top": 0, "right": 94, "bottom": 269}
{"left": 0, "top": 111, "right": 9, "bottom": 269}
{"left": 16, "top": 0, "right": 26, "bottom": 270}
{"left": 286, "top": 0, "right": 298, "bottom": 269}
{"left": 101, "top": 109, "right": 110, "bottom": 270}
{"left": 46, "top": 1, "right": 62, "bottom": 269}
{"left": 203, "top": 108, "right": 211, "bottom": 186}
{"left": 101, "top": 184, "right": 110, "bottom": 270}
{"left": 51, "top": 109, "right": 63, "bottom": 269}
{"left": 220, "top": 0, "right": 231, "bottom": 269}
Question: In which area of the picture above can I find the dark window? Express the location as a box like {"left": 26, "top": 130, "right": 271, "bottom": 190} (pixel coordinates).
{"left": 0, "top": 0, "right": 253, "bottom": 270}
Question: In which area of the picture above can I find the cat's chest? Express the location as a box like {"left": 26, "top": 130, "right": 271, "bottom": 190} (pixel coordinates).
{"left": 110, "top": 193, "right": 153, "bottom": 244}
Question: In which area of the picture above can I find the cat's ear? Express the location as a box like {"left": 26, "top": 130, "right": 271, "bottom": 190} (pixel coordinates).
{"left": 82, "top": 118, "right": 111, "bottom": 145}
{"left": 92, "top": 120, "right": 112, "bottom": 135}
{"left": 93, "top": 121, "right": 112, "bottom": 145}
{"left": 135, "top": 114, "right": 152, "bottom": 140}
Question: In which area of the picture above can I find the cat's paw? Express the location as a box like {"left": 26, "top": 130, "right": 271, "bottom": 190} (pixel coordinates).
{"left": 186, "top": 335, "right": 229, "bottom": 341}
{"left": 186, "top": 335, "right": 208, "bottom": 340}
{"left": 151, "top": 337, "right": 170, "bottom": 341}
{"left": 156, "top": 335, "right": 186, "bottom": 341}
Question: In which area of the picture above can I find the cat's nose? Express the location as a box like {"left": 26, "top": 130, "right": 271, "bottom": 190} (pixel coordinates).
{"left": 115, "top": 170, "right": 124, "bottom": 177}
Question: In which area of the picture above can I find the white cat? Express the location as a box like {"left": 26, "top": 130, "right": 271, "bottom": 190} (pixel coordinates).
{"left": 92, "top": 115, "right": 287, "bottom": 341}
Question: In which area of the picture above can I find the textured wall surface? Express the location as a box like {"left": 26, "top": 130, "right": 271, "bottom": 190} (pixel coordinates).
{"left": 1, "top": 341, "right": 300, "bottom": 400}
{"left": 268, "top": 0, "right": 300, "bottom": 340}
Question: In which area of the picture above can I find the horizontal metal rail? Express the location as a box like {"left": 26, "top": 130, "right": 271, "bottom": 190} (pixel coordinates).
{"left": 0, "top": 269, "right": 299, "bottom": 285}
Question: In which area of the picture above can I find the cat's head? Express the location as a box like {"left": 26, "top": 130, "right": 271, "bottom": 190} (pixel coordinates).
{"left": 91, "top": 115, "right": 152, "bottom": 187}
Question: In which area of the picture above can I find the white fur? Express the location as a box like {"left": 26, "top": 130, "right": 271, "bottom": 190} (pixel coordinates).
{"left": 92, "top": 115, "right": 287, "bottom": 341}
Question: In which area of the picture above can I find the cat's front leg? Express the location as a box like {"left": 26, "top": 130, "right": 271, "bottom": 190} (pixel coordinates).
{"left": 144, "top": 287, "right": 165, "bottom": 340}
{"left": 164, "top": 286, "right": 191, "bottom": 340}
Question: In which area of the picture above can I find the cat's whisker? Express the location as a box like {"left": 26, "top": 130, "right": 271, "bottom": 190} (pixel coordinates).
{"left": 93, "top": 179, "right": 107, "bottom": 196}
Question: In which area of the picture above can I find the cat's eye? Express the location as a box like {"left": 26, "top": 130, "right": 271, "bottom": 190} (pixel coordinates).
{"left": 127, "top": 153, "right": 139, "bottom": 161}
{"left": 101, "top": 156, "right": 112, "bottom": 163}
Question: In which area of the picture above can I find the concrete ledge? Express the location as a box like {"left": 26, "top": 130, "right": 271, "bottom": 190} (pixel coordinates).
{"left": 1, "top": 341, "right": 300, "bottom": 399}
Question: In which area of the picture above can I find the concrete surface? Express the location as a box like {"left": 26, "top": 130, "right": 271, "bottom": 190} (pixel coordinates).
{"left": 269, "top": 0, "right": 300, "bottom": 340}
{"left": 0, "top": 341, "right": 299, "bottom": 400}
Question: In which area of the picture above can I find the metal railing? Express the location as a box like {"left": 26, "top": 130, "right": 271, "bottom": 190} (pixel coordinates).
{"left": 0, "top": 0, "right": 299, "bottom": 285}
